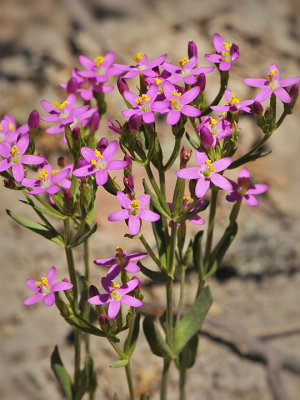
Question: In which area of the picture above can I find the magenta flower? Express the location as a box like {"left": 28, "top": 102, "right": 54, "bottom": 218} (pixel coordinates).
{"left": 162, "top": 81, "right": 201, "bottom": 125}
{"left": 88, "top": 277, "right": 143, "bottom": 319}
{"left": 226, "top": 167, "right": 268, "bottom": 206}
{"left": 23, "top": 266, "right": 73, "bottom": 306}
{"left": 197, "top": 116, "right": 232, "bottom": 148}
{"left": 243, "top": 64, "right": 300, "bottom": 103}
{"left": 205, "top": 33, "right": 240, "bottom": 71}
{"left": 0, "top": 134, "right": 44, "bottom": 182}
{"left": 113, "top": 52, "right": 167, "bottom": 79}
{"left": 210, "top": 89, "right": 253, "bottom": 113}
{"left": 77, "top": 52, "right": 120, "bottom": 82}
{"left": 0, "top": 114, "right": 28, "bottom": 144}
{"left": 122, "top": 85, "right": 167, "bottom": 124}
{"left": 176, "top": 150, "right": 232, "bottom": 198}
{"left": 107, "top": 120, "right": 122, "bottom": 135}
{"left": 163, "top": 56, "right": 214, "bottom": 85}
{"left": 72, "top": 140, "right": 128, "bottom": 186}
{"left": 22, "top": 163, "right": 71, "bottom": 195}
{"left": 94, "top": 246, "right": 147, "bottom": 280}
{"left": 108, "top": 191, "right": 160, "bottom": 236}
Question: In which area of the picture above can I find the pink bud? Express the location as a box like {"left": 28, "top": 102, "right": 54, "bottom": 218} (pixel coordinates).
{"left": 188, "top": 41, "right": 198, "bottom": 59}
{"left": 57, "top": 156, "right": 67, "bottom": 168}
{"left": 63, "top": 189, "right": 72, "bottom": 202}
{"left": 252, "top": 101, "right": 263, "bottom": 115}
{"left": 71, "top": 127, "right": 80, "bottom": 141}
{"left": 128, "top": 114, "right": 141, "bottom": 133}
{"left": 124, "top": 154, "right": 132, "bottom": 170}
{"left": 117, "top": 77, "right": 129, "bottom": 96}
{"left": 28, "top": 110, "right": 40, "bottom": 129}
{"left": 197, "top": 73, "right": 206, "bottom": 92}
{"left": 97, "top": 137, "right": 108, "bottom": 153}
{"left": 99, "top": 314, "right": 109, "bottom": 326}
{"left": 89, "top": 285, "right": 100, "bottom": 297}
{"left": 3, "top": 178, "right": 15, "bottom": 189}
{"left": 88, "top": 111, "right": 100, "bottom": 131}
{"left": 289, "top": 84, "right": 299, "bottom": 100}
{"left": 124, "top": 174, "right": 135, "bottom": 196}
{"left": 66, "top": 77, "right": 78, "bottom": 94}
{"left": 199, "top": 126, "right": 214, "bottom": 148}
{"left": 180, "top": 146, "right": 192, "bottom": 168}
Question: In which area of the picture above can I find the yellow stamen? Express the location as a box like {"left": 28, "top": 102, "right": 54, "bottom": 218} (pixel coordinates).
{"left": 209, "top": 118, "right": 217, "bottom": 127}
{"left": 52, "top": 169, "right": 59, "bottom": 175}
{"left": 226, "top": 92, "right": 239, "bottom": 105}
{"left": 35, "top": 281, "right": 42, "bottom": 287}
{"left": 91, "top": 160, "right": 97, "bottom": 165}
{"left": 94, "top": 56, "right": 104, "bottom": 67}
{"left": 116, "top": 246, "right": 123, "bottom": 253}
{"left": 135, "top": 94, "right": 150, "bottom": 105}
{"left": 10, "top": 145, "right": 20, "bottom": 157}
{"left": 204, "top": 159, "right": 215, "bottom": 174}
{"left": 179, "top": 57, "right": 189, "bottom": 68}
{"left": 223, "top": 42, "right": 232, "bottom": 52}
{"left": 133, "top": 52, "right": 145, "bottom": 63}
{"left": 38, "top": 169, "right": 49, "bottom": 181}
{"left": 172, "top": 90, "right": 182, "bottom": 98}
{"left": 94, "top": 149, "right": 104, "bottom": 159}
{"left": 155, "top": 77, "right": 162, "bottom": 86}
{"left": 8, "top": 122, "right": 14, "bottom": 131}
{"left": 183, "top": 196, "right": 190, "bottom": 202}
{"left": 52, "top": 100, "right": 70, "bottom": 111}
{"left": 130, "top": 199, "right": 140, "bottom": 211}
{"left": 41, "top": 277, "right": 49, "bottom": 287}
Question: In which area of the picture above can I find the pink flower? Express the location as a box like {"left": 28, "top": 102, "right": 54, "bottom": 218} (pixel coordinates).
{"left": 77, "top": 52, "right": 120, "bottom": 82}
{"left": 243, "top": 64, "right": 300, "bottom": 103}
{"left": 94, "top": 247, "right": 147, "bottom": 280}
{"left": 122, "top": 85, "right": 167, "bottom": 124}
{"left": 23, "top": 266, "right": 73, "bottom": 306}
{"left": 176, "top": 150, "right": 232, "bottom": 198}
{"left": 226, "top": 167, "right": 268, "bottom": 206}
{"left": 205, "top": 33, "right": 240, "bottom": 71}
{"left": 162, "top": 81, "right": 201, "bottom": 125}
{"left": 210, "top": 89, "right": 253, "bottom": 113}
{"left": 197, "top": 116, "right": 232, "bottom": 148}
{"left": 163, "top": 56, "right": 214, "bottom": 85}
{"left": 72, "top": 140, "right": 128, "bottom": 186}
{"left": 88, "top": 277, "right": 143, "bottom": 319}
{"left": 0, "top": 114, "right": 28, "bottom": 144}
{"left": 114, "top": 52, "right": 167, "bottom": 79}
{"left": 108, "top": 191, "right": 160, "bottom": 236}
{"left": 0, "top": 134, "right": 44, "bottom": 182}
{"left": 22, "top": 163, "right": 71, "bottom": 195}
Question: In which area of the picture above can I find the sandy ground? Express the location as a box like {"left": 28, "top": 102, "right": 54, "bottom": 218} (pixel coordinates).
{"left": 0, "top": 0, "right": 300, "bottom": 399}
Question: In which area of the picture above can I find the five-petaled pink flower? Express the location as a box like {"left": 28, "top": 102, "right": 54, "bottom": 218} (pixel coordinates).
{"left": 226, "top": 167, "right": 268, "bottom": 206}
{"left": 197, "top": 116, "right": 232, "bottom": 148}
{"left": 243, "top": 64, "right": 300, "bottom": 103}
{"left": 72, "top": 140, "right": 128, "bottom": 186}
{"left": 176, "top": 150, "right": 232, "bottom": 198}
{"left": 108, "top": 191, "right": 160, "bottom": 236}
{"left": 0, "top": 134, "right": 44, "bottom": 182}
{"left": 88, "top": 277, "right": 143, "bottom": 319}
{"left": 23, "top": 266, "right": 73, "bottom": 306}
{"left": 22, "top": 163, "right": 71, "bottom": 195}
{"left": 94, "top": 247, "right": 147, "bottom": 280}
{"left": 205, "top": 33, "right": 240, "bottom": 71}
{"left": 77, "top": 52, "right": 120, "bottom": 82}
{"left": 162, "top": 81, "right": 201, "bottom": 125}
{"left": 114, "top": 52, "right": 167, "bottom": 79}
{"left": 210, "top": 89, "right": 253, "bottom": 113}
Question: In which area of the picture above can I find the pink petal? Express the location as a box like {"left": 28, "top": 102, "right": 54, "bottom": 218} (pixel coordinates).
{"left": 176, "top": 167, "right": 200, "bottom": 180}
{"left": 106, "top": 160, "right": 128, "bottom": 170}
{"left": 52, "top": 168, "right": 71, "bottom": 184}
{"left": 16, "top": 134, "right": 29, "bottom": 154}
{"left": 102, "top": 140, "right": 118, "bottom": 161}
{"left": 181, "top": 86, "right": 200, "bottom": 104}
{"left": 166, "top": 109, "right": 180, "bottom": 125}
{"left": 125, "top": 262, "right": 140, "bottom": 273}
{"left": 274, "top": 87, "right": 291, "bottom": 103}
{"left": 72, "top": 164, "right": 95, "bottom": 178}
{"left": 189, "top": 215, "right": 205, "bottom": 225}
{"left": 47, "top": 185, "right": 60, "bottom": 195}
{"left": 12, "top": 163, "right": 24, "bottom": 183}
{"left": 118, "top": 278, "right": 139, "bottom": 294}
{"left": 147, "top": 54, "right": 167, "bottom": 69}
{"left": 21, "top": 155, "right": 44, "bottom": 165}
{"left": 88, "top": 294, "right": 110, "bottom": 305}
{"left": 142, "top": 111, "right": 155, "bottom": 124}
{"left": 25, "top": 279, "right": 39, "bottom": 291}
{"left": 238, "top": 167, "right": 250, "bottom": 180}
{"left": 95, "top": 169, "right": 108, "bottom": 186}
{"left": 243, "top": 78, "right": 267, "bottom": 88}
{"left": 23, "top": 293, "right": 44, "bottom": 305}
{"left": 52, "top": 281, "right": 73, "bottom": 292}
{"left": 195, "top": 150, "right": 208, "bottom": 167}
{"left": 41, "top": 100, "right": 55, "bottom": 113}
{"left": 139, "top": 209, "right": 160, "bottom": 222}
{"left": 210, "top": 173, "right": 232, "bottom": 190}
{"left": 46, "top": 266, "right": 57, "bottom": 285}
{"left": 279, "top": 77, "right": 300, "bottom": 87}
{"left": 136, "top": 194, "right": 151, "bottom": 208}
{"left": 243, "top": 194, "right": 259, "bottom": 206}
{"left": 108, "top": 301, "right": 121, "bottom": 319}
{"left": 108, "top": 209, "right": 130, "bottom": 222}
{"left": 43, "top": 293, "right": 56, "bottom": 306}
{"left": 219, "top": 61, "right": 232, "bottom": 71}
{"left": 79, "top": 55, "right": 95, "bottom": 70}
{"left": 117, "top": 191, "right": 131, "bottom": 208}
{"left": 267, "top": 64, "right": 280, "bottom": 81}
{"left": 123, "top": 91, "right": 139, "bottom": 106}
{"left": 247, "top": 184, "right": 268, "bottom": 195}
{"left": 128, "top": 216, "right": 141, "bottom": 236}
{"left": 255, "top": 87, "right": 272, "bottom": 103}
{"left": 94, "top": 257, "right": 116, "bottom": 266}
{"left": 181, "top": 105, "right": 201, "bottom": 117}
{"left": 163, "top": 80, "right": 176, "bottom": 99}
{"left": 195, "top": 177, "right": 210, "bottom": 198}
{"left": 213, "top": 157, "right": 232, "bottom": 172}
{"left": 146, "top": 84, "right": 159, "bottom": 101}
{"left": 121, "top": 295, "right": 143, "bottom": 308}
{"left": 205, "top": 54, "right": 222, "bottom": 63}
{"left": 213, "top": 33, "right": 225, "bottom": 53}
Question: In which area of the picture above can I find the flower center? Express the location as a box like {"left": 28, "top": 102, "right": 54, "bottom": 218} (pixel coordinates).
{"left": 135, "top": 94, "right": 151, "bottom": 112}
{"left": 90, "top": 149, "right": 106, "bottom": 170}
{"left": 201, "top": 159, "right": 215, "bottom": 178}
{"left": 133, "top": 52, "right": 144, "bottom": 63}
{"left": 129, "top": 199, "right": 140, "bottom": 216}
{"left": 35, "top": 277, "right": 51, "bottom": 294}
{"left": 94, "top": 56, "right": 104, "bottom": 68}
{"left": 179, "top": 57, "right": 189, "bottom": 69}
{"left": 237, "top": 177, "right": 249, "bottom": 195}
{"left": 115, "top": 247, "right": 125, "bottom": 266}
{"left": 267, "top": 68, "right": 279, "bottom": 89}
{"left": 170, "top": 90, "right": 182, "bottom": 111}
{"left": 52, "top": 100, "right": 70, "bottom": 111}
{"left": 10, "top": 145, "right": 21, "bottom": 163}
{"left": 226, "top": 92, "right": 239, "bottom": 106}
{"left": 38, "top": 169, "right": 52, "bottom": 188}
{"left": 110, "top": 282, "right": 121, "bottom": 300}
{"left": 9, "top": 122, "right": 14, "bottom": 131}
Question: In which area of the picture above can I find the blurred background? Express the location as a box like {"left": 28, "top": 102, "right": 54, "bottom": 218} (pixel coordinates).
{"left": 0, "top": 0, "right": 300, "bottom": 399}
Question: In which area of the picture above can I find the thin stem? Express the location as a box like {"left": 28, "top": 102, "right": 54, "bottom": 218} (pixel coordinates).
{"left": 139, "top": 234, "right": 163, "bottom": 270}
{"left": 160, "top": 359, "right": 171, "bottom": 400}
{"left": 175, "top": 267, "right": 186, "bottom": 326}
{"left": 83, "top": 239, "right": 91, "bottom": 356}
{"left": 64, "top": 219, "right": 78, "bottom": 303}
{"left": 125, "top": 361, "right": 135, "bottom": 400}
{"left": 163, "top": 137, "right": 182, "bottom": 171}
{"left": 229, "top": 134, "right": 270, "bottom": 169}
{"left": 74, "top": 328, "right": 81, "bottom": 394}
{"left": 203, "top": 189, "right": 218, "bottom": 268}
{"left": 179, "top": 364, "right": 186, "bottom": 400}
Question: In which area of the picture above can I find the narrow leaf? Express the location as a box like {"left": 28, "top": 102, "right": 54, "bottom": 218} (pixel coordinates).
{"left": 138, "top": 262, "right": 171, "bottom": 283}
{"left": 143, "top": 316, "right": 173, "bottom": 359}
{"left": 70, "top": 223, "right": 97, "bottom": 247}
{"left": 111, "top": 359, "right": 128, "bottom": 368}
{"left": 51, "top": 345, "right": 73, "bottom": 399}
{"left": 124, "top": 313, "right": 141, "bottom": 357}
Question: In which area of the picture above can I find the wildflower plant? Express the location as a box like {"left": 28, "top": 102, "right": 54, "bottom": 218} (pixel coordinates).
{"left": 1, "top": 36, "right": 299, "bottom": 400}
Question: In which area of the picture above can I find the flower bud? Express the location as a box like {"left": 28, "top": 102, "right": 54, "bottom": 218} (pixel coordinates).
{"left": 3, "top": 177, "right": 15, "bottom": 189}
{"left": 197, "top": 73, "right": 206, "bottom": 92}
{"left": 199, "top": 126, "right": 214, "bottom": 148}
{"left": 124, "top": 153, "right": 132, "bottom": 171}
{"left": 66, "top": 77, "right": 78, "bottom": 94}
{"left": 76, "top": 157, "right": 89, "bottom": 170}
{"left": 128, "top": 114, "right": 141, "bottom": 133}
{"left": 180, "top": 146, "right": 192, "bottom": 168}
{"left": 188, "top": 41, "right": 198, "bottom": 59}
{"left": 289, "top": 84, "right": 299, "bottom": 101}
{"left": 63, "top": 188, "right": 72, "bottom": 202}
{"left": 89, "top": 285, "right": 100, "bottom": 298}
{"left": 117, "top": 77, "right": 129, "bottom": 96}
{"left": 252, "top": 101, "right": 264, "bottom": 116}
{"left": 97, "top": 137, "right": 108, "bottom": 153}
{"left": 28, "top": 110, "right": 40, "bottom": 130}
{"left": 88, "top": 111, "right": 100, "bottom": 132}
{"left": 71, "top": 127, "right": 80, "bottom": 141}
{"left": 124, "top": 174, "right": 135, "bottom": 197}
{"left": 132, "top": 276, "right": 142, "bottom": 290}
{"left": 99, "top": 314, "right": 109, "bottom": 326}
{"left": 57, "top": 156, "right": 67, "bottom": 168}
{"left": 264, "top": 106, "right": 272, "bottom": 119}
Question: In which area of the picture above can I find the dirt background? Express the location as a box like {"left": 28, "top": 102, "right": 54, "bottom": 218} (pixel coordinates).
{"left": 0, "top": 0, "right": 300, "bottom": 399}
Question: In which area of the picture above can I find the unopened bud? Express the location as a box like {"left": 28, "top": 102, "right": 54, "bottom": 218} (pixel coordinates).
{"left": 180, "top": 146, "right": 192, "bottom": 168}
{"left": 89, "top": 285, "right": 100, "bottom": 298}
{"left": 66, "top": 77, "right": 78, "bottom": 94}
{"left": 97, "top": 137, "right": 108, "bottom": 153}
{"left": 57, "top": 156, "right": 67, "bottom": 168}
{"left": 188, "top": 41, "right": 198, "bottom": 59}
{"left": 264, "top": 107, "right": 272, "bottom": 119}
{"left": 99, "top": 314, "right": 109, "bottom": 326}
{"left": 28, "top": 110, "right": 40, "bottom": 130}
{"left": 252, "top": 101, "right": 264, "bottom": 116}
{"left": 124, "top": 174, "right": 135, "bottom": 197}
{"left": 76, "top": 157, "right": 89, "bottom": 170}
{"left": 3, "top": 178, "right": 15, "bottom": 189}
{"left": 63, "top": 189, "right": 72, "bottom": 202}
{"left": 197, "top": 73, "right": 206, "bottom": 92}
{"left": 124, "top": 154, "right": 132, "bottom": 171}
{"left": 71, "top": 127, "right": 80, "bottom": 141}
{"left": 128, "top": 114, "right": 141, "bottom": 133}
{"left": 88, "top": 111, "right": 100, "bottom": 132}
{"left": 132, "top": 276, "right": 142, "bottom": 289}
{"left": 117, "top": 77, "right": 129, "bottom": 96}
{"left": 289, "top": 84, "right": 299, "bottom": 101}
{"left": 199, "top": 126, "right": 214, "bottom": 148}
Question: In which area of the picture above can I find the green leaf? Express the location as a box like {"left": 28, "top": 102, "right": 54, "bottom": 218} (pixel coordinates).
{"left": 113, "top": 393, "right": 120, "bottom": 400}
{"left": 175, "top": 333, "right": 199, "bottom": 370}
{"left": 172, "top": 177, "right": 185, "bottom": 216}
{"left": 51, "top": 345, "right": 73, "bottom": 399}
{"left": 6, "top": 209, "right": 64, "bottom": 246}
{"left": 69, "top": 223, "right": 97, "bottom": 247}
{"left": 85, "top": 203, "right": 97, "bottom": 227}
{"left": 229, "top": 150, "right": 272, "bottom": 169}
{"left": 143, "top": 316, "right": 174, "bottom": 359}
{"left": 149, "top": 207, "right": 168, "bottom": 269}
{"left": 192, "top": 230, "right": 204, "bottom": 276}
{"left": 25, "top": 197, "right": 67, "bottom": 219}
{"left": 124, "top": 313, "right": 141, "bottom": 357}
{"left": 173, "top": 286, "right": 212, "bottom": 355}
{"left": 110, "top": 359, "right": 128, "bottom": 368}
{"left": 138, "top": 262, "right": 171, "bottom": 283}
{"left": 75, "top": 354, "right": 97, "bottom": 400}
{"left": 143, "top": 179, "right": 172, "bottom": 219}
{"left": 185, "top": 132, "right": 200, "bottom": 150}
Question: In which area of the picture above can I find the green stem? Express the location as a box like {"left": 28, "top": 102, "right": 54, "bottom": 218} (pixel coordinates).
{"left": 125, "top": 361, "right": 135, "bottom": 400}
{"left": 160, "top": 359, "right": 171, "bottom": 400}
{"left": 203, "top": 189, "right": 218, "bottom": 268}
{"left": 163, "top": 137, "right": 182, "bottom": 171}
{"left": 74, "top": 328, "right": 81, "bottom": 394}
{"left": 175, "top": 267, "right": 186, "bottom": 326}
{"left": 139, "top": 234, "right": 163, "bottom": 270}
{"left": 64, "top": 219, "right": 78, "bottom": 303}
{"left": 83, "top": 239, "right": 91, "bottom": 356}
{"left": 179, "top": 364, "right": 186, "bottom": 400}
{"left": 229, "top": 134, "right": 270, "bottom": 169}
